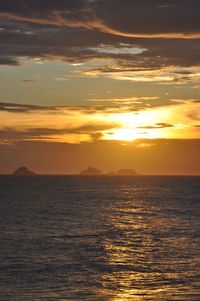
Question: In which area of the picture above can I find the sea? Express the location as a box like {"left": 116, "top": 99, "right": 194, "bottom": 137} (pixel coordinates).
{"left": 0, "top": 176, "right": 200, "bottom": 301}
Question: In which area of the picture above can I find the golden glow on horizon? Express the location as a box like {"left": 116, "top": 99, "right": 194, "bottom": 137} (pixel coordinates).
{"left": 0, "top": 98, "right": 199, "bottom": 144}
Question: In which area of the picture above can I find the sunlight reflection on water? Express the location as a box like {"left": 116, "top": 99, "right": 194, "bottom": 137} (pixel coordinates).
{"left": 0, "top": 176, "right": 200, "bottom": 300}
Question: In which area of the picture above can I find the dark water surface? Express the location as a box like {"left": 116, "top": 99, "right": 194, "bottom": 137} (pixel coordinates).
{"left": 0, "top": 176, "right": 200, "bottom": 300}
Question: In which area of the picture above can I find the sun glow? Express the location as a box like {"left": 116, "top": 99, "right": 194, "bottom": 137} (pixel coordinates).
{"left": 107, "top": 128, "right": 138, "bottom": 141}
{"left": 0, "top": 99, "right": 199, "bottom": 145}
{"left": 100, "top": 108, "right": 171, "bottom": 141}
{"left": 103, "top": 128, "right": 158, "bottom": 141}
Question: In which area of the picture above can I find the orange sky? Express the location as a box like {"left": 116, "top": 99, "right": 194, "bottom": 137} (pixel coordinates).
{"left": 0, "top": 0, "right": 200, "bottom": 174}
{"left": 0, "top": 139, "right": 199, "bottom": 175}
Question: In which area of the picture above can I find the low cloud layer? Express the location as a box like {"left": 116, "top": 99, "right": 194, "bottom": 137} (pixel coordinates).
{"left": 0, "top": 102, "right": 58, "bottom": 113}
{"left": 0, "top": 98, "right": 199, "bottom": 144}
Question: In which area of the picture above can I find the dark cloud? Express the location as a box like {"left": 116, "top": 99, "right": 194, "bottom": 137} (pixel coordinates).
{"left": 0, "top": 0, "right": 199, "bottom": 37}
{"left": 21, "top": 79, "right": 36, "bottom": 84}
{"left": 93, "top": 0, "right": 200, "bottom": 38}
{"left": 0, "top": 1, "right": 200, "bottom": 70}
{"left": 156, "top": 123, "right": 174, "bottom": 128}
{"left": 0, "top": 20, "right": 138, "bottom": 64}
{"left": 138, "top": 123, "right": 174, "bottom": 129}
{"left": 1, "top": 22, "right": 200, "bottom": 68}
{"left": 0, "top": 0, "right": 88, "bottom": 26}
{"left": 0, "top": 122, "right": 120, "bottom": 143}
{"left": 0, "top": 96, "right": 183, "bottom": 116}
{"left": 0, "top": 102, "right": 58, "bottom": 113}
{"left": 0, "top": 55, "right": 20, "bottom": 66}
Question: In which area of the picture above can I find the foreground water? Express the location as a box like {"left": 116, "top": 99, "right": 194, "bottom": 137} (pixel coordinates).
{"left": 0, "top": 176, "right": 200, "bottom": 300}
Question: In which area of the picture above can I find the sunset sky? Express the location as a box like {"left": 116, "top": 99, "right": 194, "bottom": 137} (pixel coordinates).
{"left": 0, "top": 0, "right": 200, "bottom": 174}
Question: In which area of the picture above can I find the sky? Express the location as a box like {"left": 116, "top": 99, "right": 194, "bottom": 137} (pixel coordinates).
{"left": 0, "top": 0, "right": 200, "bottom": 174}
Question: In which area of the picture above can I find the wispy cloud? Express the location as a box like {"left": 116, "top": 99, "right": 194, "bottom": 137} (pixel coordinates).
{"left": 0, "top": 102, "right": 58, "bottom": 113}
{"left": 21, "top": 79, "right": 36, "bottom": 85}
{"left": 78, "top": 64, "right": 200, "bottom": 84}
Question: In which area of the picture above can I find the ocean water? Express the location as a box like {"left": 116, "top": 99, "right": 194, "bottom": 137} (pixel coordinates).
{"left": 0, "top": 176, "right": 200, "bottom": 301}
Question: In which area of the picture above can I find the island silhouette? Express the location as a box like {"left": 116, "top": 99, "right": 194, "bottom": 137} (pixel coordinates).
{"left": 79, "top": 167, "right": 138, "bottom": 176}
{"left": 11, "top": 166, "right": 138, "bottom": 176}
{"left": 80, "top": 166, "right": 103, "bottom": 175}
{"left": 12, "top": 166, "right": 36, "bottom": 176}
{"left": 116, "top": 169, "right": 138, "bottom": 176}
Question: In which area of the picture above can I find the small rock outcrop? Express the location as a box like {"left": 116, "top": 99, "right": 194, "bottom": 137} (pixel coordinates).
{"left": 106, "top": 171, "right": 116, "bottom": 176}
{"left": 12, "top": 166, "right": 36, "bottom": 176}
{"left": 80, "top": 166, "right": 102, "bottom": 175}
{"left": 116, "top": 169, "right": 138, "bottom": 176}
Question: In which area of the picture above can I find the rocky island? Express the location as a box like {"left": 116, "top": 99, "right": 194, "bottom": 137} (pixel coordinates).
{"left": 106, "top": 169, "right": 138, "bottom": 176}
{"left": 80, "top": 166, "right": 103, "bottom": 175}
{"left": 116, "top": 169, "right": 138, "bottom": 176}
{"left": 12, "top": 166, "right": 36, "bottom": 176}
{"left": 79, "top": 167, "right": 138, "bottom": 176}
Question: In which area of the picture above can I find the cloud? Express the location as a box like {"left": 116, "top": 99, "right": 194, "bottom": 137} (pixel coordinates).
{"left": 88, "top": 96, "right": 182, "bottom": 112}
{"left": 0, "top": 98, "right": 199, "bottom": 145}
{"left": 92, "top": 0, "right": 200, "bottom": 39}
{"left": 138, "top": 123, "right": 174, "bottom": 129}
{"left": 0, "top": 0, "right": 200, "bottom": 38}
{"left": 78, "top": 62, "right": 200, "bottom": 84}
{"left": 1, "top": 24, "right": 200, "bottom": 68}
{"left": 0, "top": 121, "right": 121, "bottom": 144}
{"left": 0, "top": 0, "right": 200, "bottom": 84}
{"left": 21, "top": 79, "right": 36, "bottom": 84}
{"left": 0, "top": 0, "right": 88, "bottom": 27}
{"left": 0, "top": 97, "right": 180, "bottom": 116}
{"left": 0, "top": 102, "right": 58, "bottom": 113}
